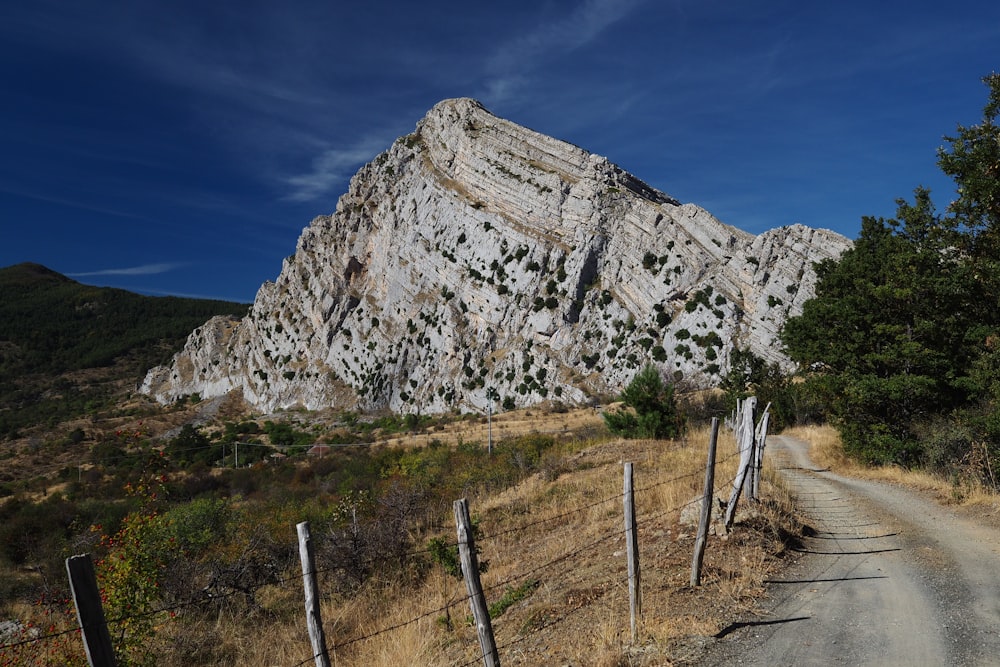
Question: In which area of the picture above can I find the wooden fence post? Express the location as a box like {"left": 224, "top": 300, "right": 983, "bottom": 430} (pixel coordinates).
{"left": 724, "top": 397, "right": 757, "bottom": 529}
{"left": 752, "top": 404, "right": 771, "bottom": 500}
{"left": 454, "top": 499, "right": 499, "bottom": 667}
{"left": 623, "top": 462, "right": 641, "bottom": 642}
{"left": 690, "top": 418, "right": 720, "bottom": 586}
{"left": 297, "top": 522, "right": 331, "bottom": 667}
{"left": 66, "top": 554, "right": 117, "bottom": 667}
{"left": 744, "top": 399, "right": 758, "bottom": 502}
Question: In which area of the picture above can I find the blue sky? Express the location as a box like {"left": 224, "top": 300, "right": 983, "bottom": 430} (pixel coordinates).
{"left": 2, "top": 0, "right": 998, "bottom": 303}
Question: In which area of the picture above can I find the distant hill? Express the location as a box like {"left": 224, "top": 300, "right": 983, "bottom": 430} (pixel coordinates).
{"left": 0, "top": 263, "right": 249, "bottom": 438}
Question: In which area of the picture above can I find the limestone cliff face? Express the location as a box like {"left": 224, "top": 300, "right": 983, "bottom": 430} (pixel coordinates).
{"left": 141, "top": 98, "right": 850, "bottom": 413}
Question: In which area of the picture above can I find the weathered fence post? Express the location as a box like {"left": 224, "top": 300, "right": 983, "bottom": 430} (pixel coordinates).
{"left": 454, "top": 498, "right": 499, "bottom": 667}
{"left": 744, "top": 400, "right": 758, "bottom": 501}
{"left": 297, "top": 522, "right": 331, "bottom": 667}
{"left": 66, "top": 554, "right": 117, "bottom": 667}
{"left": 690, "top": 418, "right": 720, "bottom": 586}
{"left": 724, "top": 397, "right": 757, "bottom": 529}
{"left": 752, "top": 403, "right": 771, "bottom": 500}
{"left": 623, "top": 462, "right": 641, "bottom": 642}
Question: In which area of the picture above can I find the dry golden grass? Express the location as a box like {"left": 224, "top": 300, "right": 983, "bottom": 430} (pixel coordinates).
{"left": 783, "top": 423, "right": 1000, "bottom": 509}
{"left": 0, "top": 407, "right": 805, "bottom": 667}
{"left": 781, "top": 424, "right": 849, "bottom": 473}
{"left": 143, "top": 416, "right": 794, "bottom": 667}
{"left": 377, "top": 404, "right": 606, "bottom": 449}
{"left": 2, "top": 411, "right": 796, "bottom": 667}
{"left": 420, "top": 424, "right": 788, "bottom": 665}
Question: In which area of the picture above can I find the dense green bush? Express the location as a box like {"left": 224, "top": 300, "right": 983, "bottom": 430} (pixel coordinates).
{"left": 603, "top": 365, "right": 684, "bottom": 439}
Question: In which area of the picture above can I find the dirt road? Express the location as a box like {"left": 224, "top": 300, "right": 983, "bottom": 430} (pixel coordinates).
{"left": 701, "top": 435, "right": 1000, "bottom": 666}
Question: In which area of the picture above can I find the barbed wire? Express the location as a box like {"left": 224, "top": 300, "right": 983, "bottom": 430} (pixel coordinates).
{"left": 288, "top": 593, "right": 472, "bottom": 667}
{"left": 480, "top": 519, "right": 627, "bottom": 601}
{"left": 296, "top": 444, "right": 750, "bottom": 586}
{"left": 3, "top": 424, "right": 772, "bottom": 662}
{"left": 476, "top": 488, "right": 623, "bottom": 543}
{"left": 456, "top": 570, "right": 637, "bottom": 667}
{"left": 452, "top": 573, "right": 629, "bottom": 667}
{"left": 1, "top": 559, "right": 305, "bottom": 653}
{"left": 458, "top": 470, "right": 757, "bottom": 664}
{"left": 3, "top": 470, "right": 749, "bottom": 656}
{"left": 478, "top": 444, "right": 744, "bottom": 545}
{"left": 0, "top": 624, "right": 80, "bottom": 652}
{"left": 4, "top": 452, "right": 756, "bottom": 652}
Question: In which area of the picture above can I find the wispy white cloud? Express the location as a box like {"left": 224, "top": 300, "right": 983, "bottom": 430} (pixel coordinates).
{"left": 129, "top": 286, "right": 252, "bottom": 302}
{"left": 0, "top": 185, "right": 145, "bottom": 220}
{"left": 489, "top": 0, "right": 644, "bottom": 72}
{"left": 68, "top": 263, "right": 183, "bottom": 277}
{"left": 482, "top": 75, "right": 528, "bottom": 107}
{"left": 482, "top": 0, "right": 645, "bottom": 105}
{"left": 283, "top": 137, "right": 392, "bottom": 202}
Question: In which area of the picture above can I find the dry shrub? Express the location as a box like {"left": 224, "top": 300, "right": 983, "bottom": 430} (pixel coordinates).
{"left": 111, "top": 412, "right": 802, "bottom": 667}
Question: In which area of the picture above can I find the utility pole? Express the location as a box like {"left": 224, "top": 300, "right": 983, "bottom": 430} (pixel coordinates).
{"left": 487, "top": 388, "right": 493, "bottom": 456}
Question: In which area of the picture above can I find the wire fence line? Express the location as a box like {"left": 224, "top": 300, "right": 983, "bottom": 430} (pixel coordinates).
{"left": 0, "top": 463, "right": 736, "bottom": 658}
{"left": 0, "top": 463, "right": 735, "bottom": 660}
{"left": 452, "top": 571, "right": 635, "bottom": 667}
{"left": 284, "top": 413, "right": 764, "bottom": 666}
{"left": 281, "top": 499, "right": 638, "bottom": 666}
{"left": 292, "top": 404, "right": 766, "bottom": 665}
{"left": 476, "top": 446, "right": 743, "bottom": 546}
{"left": 4, "top": 406, "right": 771, "bottom": 667}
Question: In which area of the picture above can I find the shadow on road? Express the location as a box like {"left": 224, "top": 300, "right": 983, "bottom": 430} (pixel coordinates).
{"left": 789, "top": 546, "right": 901, "bottom": 555}
{"left": 764, "top": 575, "right": 888, "bottom": 585}
{"left": 715, "top": 616, "right": 811, "bottom": 639}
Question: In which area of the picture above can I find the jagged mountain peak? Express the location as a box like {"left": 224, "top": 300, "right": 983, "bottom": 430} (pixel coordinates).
{"left": 417, "top": 97, "right": 677, "bottom": 207}
{"left": 141, "top": 100, "right": 850, "bottom": 414}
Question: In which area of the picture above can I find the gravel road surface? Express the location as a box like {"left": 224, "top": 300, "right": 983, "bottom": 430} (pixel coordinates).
{"left": 702, "top": 435, "right": 1000, "bottom": 666}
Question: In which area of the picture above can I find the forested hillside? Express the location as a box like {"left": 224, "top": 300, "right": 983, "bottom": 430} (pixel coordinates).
{"left": 0, "top": 263, "right": 248, "bottom": 438}
{"left": 781, "top": 73, "right": 1000, "bottom": 477}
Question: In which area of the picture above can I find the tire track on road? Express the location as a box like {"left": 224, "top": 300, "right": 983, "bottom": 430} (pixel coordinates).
{"left": 701, "top": 434, "right": 1000, "bottom": 666}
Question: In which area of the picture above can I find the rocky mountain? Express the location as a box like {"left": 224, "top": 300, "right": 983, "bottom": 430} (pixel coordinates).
{"left": 141, "top": 98, "right": 850, "bottom": 414}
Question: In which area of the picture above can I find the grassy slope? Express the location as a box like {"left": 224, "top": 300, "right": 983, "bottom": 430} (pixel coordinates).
{"left": 0, "top": 262, "right": 248, "bottom": 438}
{"left": 0, "top": 401, "right": 802, "bottom": 666}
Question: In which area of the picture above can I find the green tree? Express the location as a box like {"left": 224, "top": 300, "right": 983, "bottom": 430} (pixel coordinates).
{"left": 263, "top": 420, "right": 314, "bottom": 451}
{"left": 780, "top": 75, "right": 1000, "bottom": 466}
{"left": 721, "top": 348, "right": 769, "bottom": 407}
{"left": 938, "top": 73, "right": 1000, "bottom": 478}
{"left": 721, "top": 348, "right": 798, "bottom": 429}
{"left": 603, "top": 365, "right": 683, "bottom": 439}
{"left": 781, "top": 190, "right": 978, "bottom": 464}
{"left": 166, "top": 423, "right": 222, "bottom": 467}
{"left": 936, "top": 73, "right": 1000, "bottom": 380}
{"left": 781, "top": 75, "right": 1000, "bottom": 468}
{"left": 938, "top": 73, "right": 1000, "bottom": 264}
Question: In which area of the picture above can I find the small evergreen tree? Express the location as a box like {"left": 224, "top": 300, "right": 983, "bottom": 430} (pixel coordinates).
{"left": 721, "top": 348, "right": 797, "bottom": 430}
{"left": 603, "top": 365, "right": 684, "bottom": 439}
